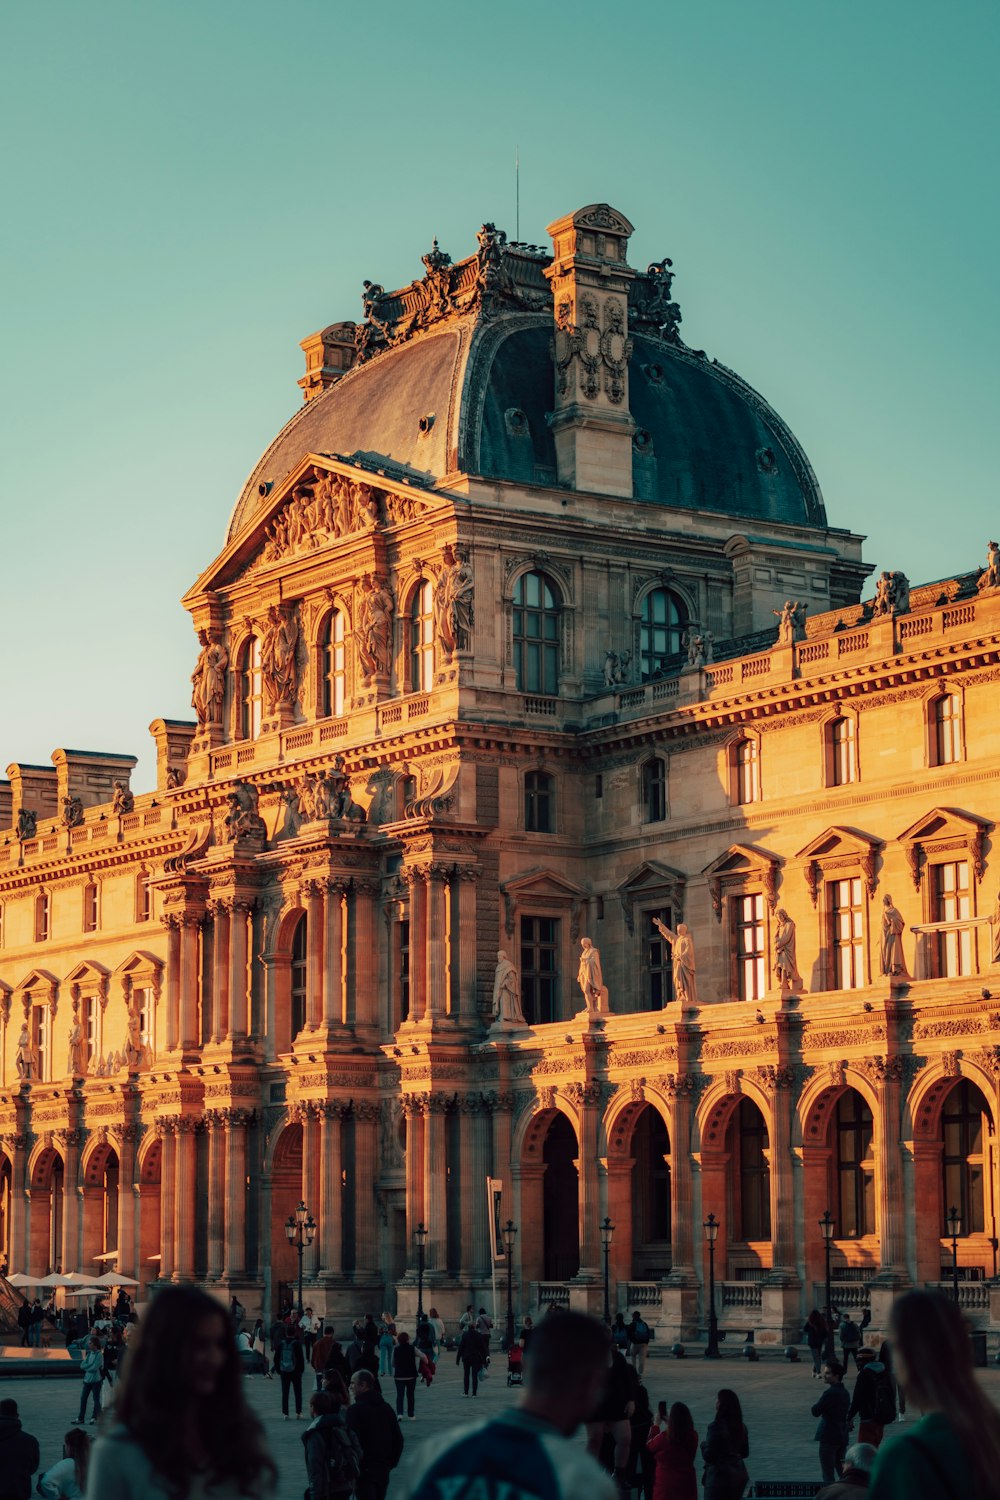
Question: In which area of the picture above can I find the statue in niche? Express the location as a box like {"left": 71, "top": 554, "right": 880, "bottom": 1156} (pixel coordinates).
{"left": 15, "top": 1022, "right": 37, "bottom": 1082}
{"left": 773, "top": 909, "right": 802, "bottom": 994}
{"left": 112, "top": 781, "right": 134, "bottom": 815}
{"left": 68, "top": 1001, "right": 89, "bottom": 1078}
{"left": 16, "top": 808, "right": 36, "bottom": 840}
{"left": 261, "top": 604, "right": 300, "bottom": 710}
{"left": 491, "top": 950, "right": 527, "bottom": 1028}
{"left": 432, "top": 544, "right": 474, "bottom": 655}
{"left": 879, "top": 894, "right": 909, "bottom": 977}
{"left": 772, "top": 599, "right": 808, "bottom": 646}
{"left": 652, "top": 917, "right": 698, "bottom": 1006}
{"left": 603, "top": 650, "right": 631, "bottom": 688}
{"left": 577, "top": 938, "right": 609, "bottom": 1015}
{"left": 61, "top": 796, "right": 84, "bottom": 829}
{"left": 357, "top": 574, "right": 395, "bottom": 679}
{"left": 191, "top": 628, "right": 228, "bottom": 727}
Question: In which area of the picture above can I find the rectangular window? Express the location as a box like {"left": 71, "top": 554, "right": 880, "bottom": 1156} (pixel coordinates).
{"left": 645, "top": 908, "right": 674, "bottom": 1009}
{"left": 83, "top": 995, "right": 98, "bottom": 1068}
{"left": 83, "top": 883, "right": 99, "bottom": 934}
{"left": 735, "top": 740, "right": 759, "bottom": 804}
{"left": 933, "top": 696, "right": 961, "bottom": 766}
{"left": 831, "top": 718, "right": 856, "bottom": 786}
{"left": 31, "top": 1005, "right": 46, "bottom": 1083}
{"left": 134, "top": 986, "right": 153, "bottom": 1058}
{"left": 524, "top": 773, "right": 553, "bottom": 833}
{"left": 35, "top": 893, "right": 50, "bottom": 942}
{"left": 735, "top": 893, "right": 766, "bottom": 1001}
{"left": 932, "top": 861, "right": 971, "bottom": 977}
{"left": 136, "top": 874, "right": 150, "bottom": 923}
{"left": 643, "top": 760, "right": 667, "bottom": 823}
{"left": 831, "top": 877, "right": 864, "bottom": 989}
{"left": 398, "top": 919, "right": 410, "bottom": 1025}
{"left": 520, "top": 915, "right": 559, "bottom": 1026}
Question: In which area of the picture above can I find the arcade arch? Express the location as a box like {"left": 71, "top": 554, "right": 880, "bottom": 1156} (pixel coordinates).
{"left": 910, "top": 1069, "right": 997, "bottom": 1285}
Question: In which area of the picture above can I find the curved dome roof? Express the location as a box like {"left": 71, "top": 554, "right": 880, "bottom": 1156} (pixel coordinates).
{"left": 228, "top": 253, "right": 823, "bottom": 543}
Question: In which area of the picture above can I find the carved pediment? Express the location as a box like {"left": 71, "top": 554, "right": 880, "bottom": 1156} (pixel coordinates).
{"left": 616, "top": 861, "right": 686, "bottom": 934}
{"left": 66, "top": 960, "right": 110, "bottom": 1006}
{"left": 500, "top": 867, "right": 589, "bottom": 939}
{"left": 702, "top": 843, "right": 782, "bottom": 920}
{"left": 14, "top": 968, "right": 59, "bottom": 1013}
{"left": 897, "top": 807, "right": 991, "bottom": 888}
{"left": 796, "top": 826, "right": 883, "bottom": 904}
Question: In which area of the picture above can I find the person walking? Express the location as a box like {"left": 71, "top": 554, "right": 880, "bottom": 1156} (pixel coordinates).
{"left": 610, "top": 1313, "right": 630, "bottom": 1355}
{"left": 301, "top": 1390, "right": 362, "bottom": 1500}
{"left": 804, "top": 1310, "right": 828, "bottom": 1376}
{"left": 839, "top": 1316, "right": 862, "bottom": 1370}
{"left": 28, "top": 1298, "right": 45, "bottom": 1348}
{"left": 459, "top": 1304, "right": 475, "bottom": 1335}
{"left": 38, "top": 1428, "right": 90, "bottom": 1499}
{"left": 77, "top": 1335, "right": 105, "bottom": 1425}
{"left": 414, "top": 1315, "right": 436, "bottom": 1367}
{"left": 428, "top": 1307, "right": 445, "bottom": 1357}
{"left": 700, "top": 1389, "right": 750, "bottom": 1500}
{"left": 83, "top": 1285, "right": 276, "bottom": 1500}
{"left": 403, "top": 1312, "right": 619, "bottom": 1500}
{"left": 518, "top": 1315, "right": 535, "bottom": 1352}
{"left": 869, "top": 1289, "right": 1000, "bottom": 1500}
{"left": 876, "top": 1340, "right": 904, "bottom": 1421}
{"left": 0, "top": 1398, "right": 40, "bottom": 1499}
{"left": 392, "top": 1331, "right": 424, "bottom": 1421}
{"left": 848, "top": 1348, "right": 895, "bottom": 1447}
{"left": 346, "top": 1370, "right": 404, "bottom": 1500}
{"left": 647, "top": 1401, "right": 698, "bottom": 1500}
{"left": 377, "top": 1321, "right": 395, "bottom": 1376}
{"left": 627, "top": 1310, "right": 652, "bottom": 1377}
{"left": 16, "top": 1298, "right": 30, "bottom": 1348}
{"left": 456, "top": 1324, "right": 486, "bottom": 1396}
{"left": 813, "top": 1361, "right": 851, "bottom": 1483}
{"left": 474, "top": 1306, "right": 494, "bottom": 1362}
{"left": 311, "top": 1326, "right": 334, "bottom": 1388}
{"left": 275, "top": 1326, "right": 306, "bottom": 1420}
{"left": 816, "top": 1442, "right": 876, "bottom": 1498}
{"left": 585, "top": 1345, "right": 639, "bottom": 1492}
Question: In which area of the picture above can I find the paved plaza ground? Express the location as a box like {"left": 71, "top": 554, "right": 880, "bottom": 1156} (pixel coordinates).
{"left": 3, "top": 1350, "right": 999, "bottom": 1497}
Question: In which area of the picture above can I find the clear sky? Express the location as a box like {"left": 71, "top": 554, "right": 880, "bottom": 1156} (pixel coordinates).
{"left": 2, "top": 0, "right": 996, "bottom": 790}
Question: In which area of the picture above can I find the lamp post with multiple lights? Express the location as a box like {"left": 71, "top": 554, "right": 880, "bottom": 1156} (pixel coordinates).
{"left": 704, "top": 1213, "right": 721, "bottom": 1359}
{"left": 284, "top": 1200, "right": 317, "bottom": 1316}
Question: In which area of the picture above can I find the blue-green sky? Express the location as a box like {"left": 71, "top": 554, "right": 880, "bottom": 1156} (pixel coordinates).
{"left": 2, "top": 0, "right": 996, "bottom": 789}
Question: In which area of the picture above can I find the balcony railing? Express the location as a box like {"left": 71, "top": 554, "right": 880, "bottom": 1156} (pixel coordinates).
{"left": 721, "top": 1282, "right": 762, "bottom": 1310}
{"left": 533, "top": 1282, "right": 570, "bottom": 1309}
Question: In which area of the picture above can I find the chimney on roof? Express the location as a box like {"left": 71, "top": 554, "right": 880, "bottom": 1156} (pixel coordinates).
{"left": 6, "top": 764, "right": 59, "bottom": 828}
{"left": 298, "top": 322, "right": 358, "bottom": 402}
{"left": 544, "top": 204, "right": 637, "bottom": 498}
{"left": 51, "top": 749, "right": 138, "bottom": 813}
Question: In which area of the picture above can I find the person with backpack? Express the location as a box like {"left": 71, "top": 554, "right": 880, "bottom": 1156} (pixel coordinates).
{"left": 849, "top": 1348, "right": 895, "bottom": 1447}
{"left": 275, "top": 1327, "right": 306, "bottom": 1420}
{"left": 456, "top": 1325, "right": 487, "bottom": 1396}
{"left": 346, "top": 1370, "right": 404, "bottom": 1500}
{"left": 812, "top": 1361, "right": 851, "bottom": 1483}
{"left": 0, "top": 1398, "right": 40, "bottom": 1500}
{"left": 839, "top": 1316, "right": 862, "bottom": 1370}
{"left": 700, "top": 1389, "right": 750, "bottom": 1500}
{"left": 302, "top": 1388, "right": 363, "bottom": 1500}
{"left": 627, "top": 1310, "right": 651, "bottom": 1377}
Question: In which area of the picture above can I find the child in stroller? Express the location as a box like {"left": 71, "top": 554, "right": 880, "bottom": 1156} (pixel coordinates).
{"left": 506, "top": 1342, "right": 524, "bottom": 1386}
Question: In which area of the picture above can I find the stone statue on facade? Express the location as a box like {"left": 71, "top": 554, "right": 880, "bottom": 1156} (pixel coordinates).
{"left": 166, "top": 767, "right": 185, "bottom": 790}
{"left": 222, "top": 781, "right": 264, "bottom": 841}
{"left": 112, "top": 781, "right": 134, "bottom": 815}
{"left": 684, "top": 629, "right": 715, "bottom": 669}
{"left": 67, "top": 1002, "right": 89, "bottom": 1078}
{"left": 261, "top": 603, "right": 300, "bottom": 711}
{"left": 871, "top": 570, "right": 910, "bottom": 618}
{"left": 652, "top": 917, "right": 698, "bottom": 1006}
{"left": 577, "top": 938, "right": 609, "bottom": 1015}
{"left": 432, "top": 544, "right": 474, "bottom": 656}
{"left": 603, "top": 650, "right": 631, "bottom": 688}
{"left": 772, "top": 599, "right": 808, "bottom": 646}
{"left": 491, "top": 950, "right": 527, "bottom": 1028}
{"left": 191, "top": 628, "right": 228, "bottom": 727}
{"left": 125, "top": 1008, "right": 145, "bottom": 1073}
{"left": 991, "top": 888, "right": 1000, "bottom": 965}
{"left": 773, "top": 909, "right": 802, "bottom": 993}
{"left": 16, "top": 807, "right": 36, "bottom": 840}
{"left": 15, "top": 1022, "right": 37, "bottom": 1082}
{"left": 61, "top": 796, "right": 84, "bottom": 829}
{"left": 880, "top": 894, "right": 909, "bottom": 978}
{"left": 357, "top": 574, "right": 395, "bottom": 679}
{"left": 977, "top": 540, "right": 1000, "bottom": 594}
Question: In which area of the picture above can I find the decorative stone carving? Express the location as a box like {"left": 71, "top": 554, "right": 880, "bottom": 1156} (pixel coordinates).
{"left": 976, "top": 539, "right": 1000, "bottom": 594}
{"left": 260, "top": 603, "right": 300, "bottom": 711}
{"left": 552, "top": 292, "right": 633, "bottom": 405}
{"left": 629, "top": 259, "right": 683, "bottom": 343}
{"left": 15, "top": 1022, "right": 37, "bottom": 1082}
{"left": 773, "top": 910, "right": 802, "bottom": 994}
{"left": 754, "top": 1064, "right": 796, "bottom": 1094}
{"left": 16, "top": 807, "right": 36, "bottom": 839}
{"left": 111, "top": 781, "right": 134, "bottom": 815}
{"left": 828, "top": 1060, "right": 847, "bottom": 1089}
{"left": 772, "top": 599, "right": 808, "bottom": 645}
{"left": 191, "top": 628, "right": 228, "bottom": 727}
{"left": 651, "top": 917, "right": 697, "bottom": 1006}
{"left": 61, "top": 796, "right": 84, "bottom": 829}
{"left": 67, "top": 1001, "right": 88, "bottom": 1079}
{"left": 577, "top": 938, "right": 609, "bottom": 1015}
{"left": 356, "top": 574, "right": 394, "bottom": 680}
{"left": 258, "top": 468, "right": 387, "bottom": 567}
{"left": 491, "top": 950, "right": 527, "bottom": 1029}
{"left": 879, "top": 894, "right": 909, "bottom": 978}
{"left": 871, "top": 570, "right": 911, "bottom": 617}
{"left": 683, "top": 629, "right": 714, "bottom": 669}
{"left": 125, "top": 1009, "right": 147, "bottom": 1073}
{"left": 603, "top": 649, "right": 631, "bottom": 688}
{"left": 432, "top": 544, "right": 474, "bottom": 656}
{"left": 724, "top": 1069, "right": 742, "bottom": 1095}
{"left": 221, "top": 782, "right": 266, "bottom": 842}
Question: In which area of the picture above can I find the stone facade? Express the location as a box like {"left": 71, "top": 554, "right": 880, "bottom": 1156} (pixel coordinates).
{"left": 1, "top": 203, "right": 999, "bottom": 1346}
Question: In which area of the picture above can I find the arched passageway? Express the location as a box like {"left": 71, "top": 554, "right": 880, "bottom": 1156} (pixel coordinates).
{"left": 270, "top": 1122, "right": 303, "bottom": 1312}
{"left": 912, "top": 1077, "right": 997, "bottom": 1286}
{"left": 543, "top": 1113, "right": 580, "bottom": 1280}
{"left": 630, "top": 1106, "right": 671, "bottom": 1279}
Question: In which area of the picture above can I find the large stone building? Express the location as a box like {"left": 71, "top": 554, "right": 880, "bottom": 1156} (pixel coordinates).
{"left": 2, "top": 204, "right": 999, "bottom": 1344}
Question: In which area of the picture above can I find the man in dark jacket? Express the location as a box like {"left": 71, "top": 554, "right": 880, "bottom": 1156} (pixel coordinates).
{"left": 0, "top": 1398, "right": 40, "bottom": 1500}
{"left": 346, "top": 1370, "right": 404, "bottom": 1500}
{"left": 15, "top": 1301, "right": 30, "bottom": 1349}
{"left": 812, "top": 1361, "right": 851, "bottom": 1482}
{"left": 274, "top": 1328, "right": 306, "bottom": 1419}
{"left": 848, "top": 1348, "right": 895, "bottom": 1447}
{"left": 456, "top": 1326, "right": 486, "bottom": 1396}
{"left": 585, "top": 1346, "right": 640, "bottom": 1491}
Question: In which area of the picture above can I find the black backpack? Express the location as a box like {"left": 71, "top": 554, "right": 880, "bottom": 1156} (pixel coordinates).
{"left": 323, "top": 1418, "right": 363, "bottom": 1491}
{"left": 873, "top": 1371, "right": 896, "bottom": 1426}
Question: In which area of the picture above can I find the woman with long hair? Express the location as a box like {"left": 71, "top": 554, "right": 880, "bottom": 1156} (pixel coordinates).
{"left": 84, "top": 1286, "right": 276, "bottom": 1499}
{"left": 869, "top": 1290, "right": 1000, "bottom": 1500}
{"left": 39, "top": 1428, "right": 90, "bottom": 1499}
{"left": 700, "top": 1389, "right": 749, "bottom": 1500}
{"left": 647, "top": 1400, "right": 698, "bottom": 1500}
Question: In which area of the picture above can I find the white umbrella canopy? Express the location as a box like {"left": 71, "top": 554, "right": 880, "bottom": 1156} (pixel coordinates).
{"left": 63, "top": 1286, "right": 108, "bottom": 1299}
{"left": 6, "top": 1273, "right": 36, "bottom": 1287}
{"left": 62, "top": 1272, "right": 101, "bottom": 1286}
{"left": 95, "top": 1271, "right": 139, "bottom": 1287}
{"left": 35, "top": 1273, "right": 74, "bottom": 1288}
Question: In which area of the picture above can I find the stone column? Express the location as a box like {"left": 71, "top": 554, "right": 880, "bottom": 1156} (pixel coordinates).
{"left": 7, "top": 1133, "right": 29, "bottom": 1273}
{"left": 179, "top": 915, "right": 201, "bottom": 1052}
{"left": 668, "top": 1086, "right": 696, "bottom": 1276}
{"left": 453, "top": 869, "right": 480, "bottom": 1021}
{"left": 173, "top": 1119, "right": 197, "bottom": 1280}
{"left": 324, "top": 881, "right": 347, "bottom": 1029}
{"left": 210, "top": 901, "right": 231, "bottom": 1044}
{"left": 318, "top": 1104, "right": 343, "bottom": 1277}
{"left": 305, "top": 883, "right": 324, "bottom": 1031}
{"left": 353, "top": 1103, "right": 380, "bottom": 1279}
{"left": 405, "top": 870, "right": 428, "bottom": 1022}
{"left": 404, "top": 1100, "right": 425, "bottom": 1249}
{"left": 456, "top": 1098, "right": 478, "bottom": 1279}
{"left": 229, "top": 901, "right": 251, "bottom": 1041}
{"left": 425, "top": 868, "right": 449, "bottom": 1021}
{"left": 302, "top": 1108, "right": 321, "bottom": 1277}
{"left": 164, "top": 918, "right": 181, "bottom": 1052}
{"left": 768, "top": 1075, "right": 798, "bottom": 1273}
{"left": 116, "top": 1125, "right": 138, "bottom": 1279}
{"left": 874, "top": 1057, "right": 909, "bottom": 1274}
{"left": 606, "top": 1158, "right": 634, "bottom": 1296}
{"left": 351, "top": 881, "right": 379, "bottom": 1033}
{"left": 422, "top": 1095, "right": 448, "bottom": 1274}
{"left": 206, "top": 1114, "right": 225, "bottom": 1278}
{"left": 158, "top": 1124, "right": 176, "bottom": 1281}
{"left": 224, "top": 1110, "right": 249, "bottom": 1280}
{"left": 575, "top": 1084, "right": 603, "bottom": 1273}
{"left": 59, "top": 1129, "right": 83, "bottom": 1275}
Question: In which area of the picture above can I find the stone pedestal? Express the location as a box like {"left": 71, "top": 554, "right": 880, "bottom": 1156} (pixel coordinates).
{"left": 567, "top": 1271, "right": 603, "bottom": 1319}
{"left": 867, "top": 1271, "right": 910, "bottom": 1347}
{"left": 661, "top": 1273, "right": 699, "bottom": 1341}
{"left": 759, "top": 1271, "right": 803, "bottom": 1345}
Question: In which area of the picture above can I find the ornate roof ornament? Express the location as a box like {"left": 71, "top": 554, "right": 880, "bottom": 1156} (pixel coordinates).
{"left": 629, "top": 259, "right": 684, "bottom": 344}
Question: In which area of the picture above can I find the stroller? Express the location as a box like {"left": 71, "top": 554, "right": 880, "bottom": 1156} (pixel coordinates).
{"left": 506, "top": 1342, "right": 524, "bottom": 1386}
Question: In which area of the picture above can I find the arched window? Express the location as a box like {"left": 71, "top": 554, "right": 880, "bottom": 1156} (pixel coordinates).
{"left": 735, "top": 1099, "right": 771, "bottom": 1241}
{"left": 836, "top": 1092, "right": 874, "bottom": 1238}
{"left": 513, "top": 572, "right": 559, "bottom": 695}
{"left": 239, "top": 635, "right": 264, "bottom": 740}
{"left": 732, "top": 737, "right": 760, "bottom": 805}
{"left": 321, "top": 610, "right": 346, "bottom": 718}
{"left": 642, "top": 758, "right": 667, "bottom": 822}
{"left": 83, "top": 882, "right": 99, "bottom": 934}
{"left": 290, "top": 914, "right": 307, "bottom": 1040}
{"left": 930, "top": 694, "right": 962, "bottom": 766}
{"left": 941, "top": 1080, "right": 987, "bottom": 1236}
{"left": 410, "top": 581, "right": 434, "bottom": 693}
{"left": 829, "top": 717, "right": 857, "bottom": 786}
{"left": 640, "top": 588, "right": 686, "bottom": 681}
{"left": 524, "top": 771, "right": 554, "bottom": 833}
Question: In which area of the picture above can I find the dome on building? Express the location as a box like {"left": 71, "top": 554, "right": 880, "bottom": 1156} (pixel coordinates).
{"left": 227, "top": 218, "right": 824, "bottom": 542}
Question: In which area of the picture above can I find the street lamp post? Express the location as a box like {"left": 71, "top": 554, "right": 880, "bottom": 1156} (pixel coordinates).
{"left": 820, "top": 1209, "right": 835, "bottom": 1347}
{"left": 502, "top": 1219, "right": 518, "bottom": 1349}
{"left": 284, "top": 1200, "right": 317, "bottom": 1316}
{"left": 704, "top": 1213, "right": 721, "bottom": 1359}
{"left": 415, "top": 1222, "right": 428, "bottom": 1320}
{"left": 946, "top": 1206, "right": 961, "bottom": 1304}
{"left": 600, "top": 1217, "right": 615, "bottom": 1324}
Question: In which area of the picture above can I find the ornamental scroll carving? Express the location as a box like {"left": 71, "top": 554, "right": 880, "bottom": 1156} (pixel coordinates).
{"left": 551, "top": 294, "right": 633, "bottom": 405}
